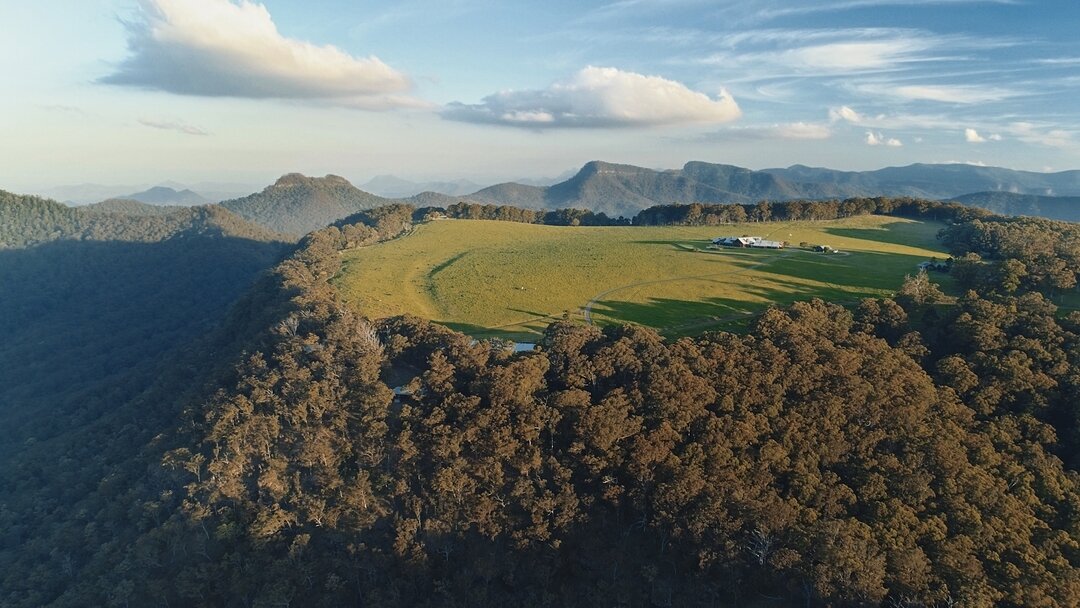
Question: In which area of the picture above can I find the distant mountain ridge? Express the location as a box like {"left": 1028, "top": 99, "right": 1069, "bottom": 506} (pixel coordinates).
{"left": 361, "top": 175, "right": 485, "bottom": 198}
{"left": 950, "top": 191, "right": 1080, "bottom": 223}
{"left": 78, "top": 161, "right": 1078, "bottom": 239}
{"left": 467, "top": 160, "right": 1080, "bottom": 219}
{"left": 119, "top": 185, "right": 209, "bottom": 206}
{"left": 762, "top": 163, "right": 1080, "bottom": 199}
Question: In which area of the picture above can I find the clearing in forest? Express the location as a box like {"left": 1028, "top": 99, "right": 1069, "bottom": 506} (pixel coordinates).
{"left": 333, "top": 215, "right": 951, "bottom": 340}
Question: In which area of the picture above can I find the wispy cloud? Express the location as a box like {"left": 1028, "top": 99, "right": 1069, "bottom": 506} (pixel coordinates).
{"left": 443, "top": 66, "right": 741, "bottom": 129}
{"left": 747, "top": 0, "right": 1020, "bottom": 22}
{"left": 865, "top": 131, "right": 902, "bottom": 146}
{"left": 830, "top": 104, "right": 954, "bottom": 130}
{"left": 700, "top": 121, "right": 832, "bottom": 141}
{"left": 139, "top": 117, "right": 209, "bottom": 136}
{"left": 101, "top": 0, "right": 418, "bottom": 109}
{"left": 701, "top": 27, "right": 1011, "bottom": 78}
{"left": 1006, "top": 122, "right": 1073, "bottom": 147}
{"left": 858, "top": 83, "right": 1019, "bottom": 103}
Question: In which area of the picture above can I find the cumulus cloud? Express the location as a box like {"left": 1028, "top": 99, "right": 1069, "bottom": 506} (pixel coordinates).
{"left": 443, "top": 66, "right": 741, "bottom": 128}
{"left": 139, "top": 117, "right": 209, "bottom": 136}
{"left": 865, "top": 131, "right": 902, "bottom": 147}
{"left": 829, "top": 105, "right": 863, "bottom": 123}
{"left": 963, "top": 128, "right": 1001, "bottom": 143}
{"left": 101, "top": 0, "right": 415, "bottom": 108}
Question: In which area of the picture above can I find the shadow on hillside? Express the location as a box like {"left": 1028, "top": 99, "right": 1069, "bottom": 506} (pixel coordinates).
{"left": 631, "top": 239, "right": 713, "bottom": 250}
{"left": 821, "top": 221, "right": 941, "bottom": 249}
{"left": 438, "top": 321, "right": 540, "bottom": 340}
{"left": 765, "top": 249, "right": 931, "bottom": 291}
{"left": 588, "top": 268, "right": 911, "bottom": 333}
{"left": 0, "top": 236, "right": 287, "bottom": 449}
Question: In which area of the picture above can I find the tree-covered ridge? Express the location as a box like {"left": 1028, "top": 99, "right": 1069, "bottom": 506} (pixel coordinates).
{"left": 0, "top": 191, "right": 84, "bottom": 247}
{"left": 0, "top": 189, "right": 288, "bottom": 248}
{"left": 81, "top": 198, "right": 187, "bottom": 216}
{"left": 220, "top": 173, "right": 398, "bottom": 236}
{"left": 2, "top": 198, "right": 1079, "bottom": 606}
{"left": 951, "top": 191, "right": 1080, "bottom": 223}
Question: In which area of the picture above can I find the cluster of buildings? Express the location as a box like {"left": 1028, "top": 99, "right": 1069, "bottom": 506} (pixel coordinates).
{"left": 711, "top": 235, "right": 786, "bottom": 249}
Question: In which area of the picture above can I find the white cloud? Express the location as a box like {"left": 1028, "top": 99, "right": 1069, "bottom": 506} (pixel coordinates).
{"left": 443, "top": 66, "right": 741, "bottom": 128}
{"left": 1006, "top": 122, "right": 1072, "bottom": 147}
{"left": 831, "top": 104, "right": 969, "bottom": 130}
{"left": 829, "top": 105, "right": 863, "bottom": 123}
{"left": 749, "top": 1, "right": 1021, "bottom": 21}
{"left": 858, "top": 83, "right": 1017, "bottom": 103}
{"left": 101, "top": 0, "right": 416, "bottom": 109}
{"left": 964, "top": 128, "right": 1002, "bottom": 143}
{"left": 701, "top": 122, "right": 831, "bottom": 141}
{"left": 865, "top": 131, "right": 902, "bottom": 147}
{"left": 777, "top": 40, "right": 932, "bottom": 71}
{"left": 775, "top": 122, "right": 832, "bottom": 139}
{"left": 139, "top": 117, "right": 209, "bottom": 135}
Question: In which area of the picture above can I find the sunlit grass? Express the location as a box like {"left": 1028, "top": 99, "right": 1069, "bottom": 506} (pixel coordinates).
{"left": 333, "top": 216, "right": 951, "bottom": 339}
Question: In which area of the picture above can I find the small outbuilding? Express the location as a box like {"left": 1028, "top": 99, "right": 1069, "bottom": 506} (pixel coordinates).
{"left": 750, "top": 239, "right": 784, "bottom": 249}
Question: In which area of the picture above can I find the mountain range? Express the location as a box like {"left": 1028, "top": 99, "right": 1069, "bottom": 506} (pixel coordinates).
{"left": 463, "top": 160, "right": 1080, "bottom": 219}
{"left": 30, "top": 161, "right": 1080, "bottom": 238}
{"left": 117, "top": 185, "right": 209, "bottom": 206}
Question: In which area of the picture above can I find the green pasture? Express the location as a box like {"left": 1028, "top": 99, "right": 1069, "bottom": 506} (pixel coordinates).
{"left": 333, "top": 216, "right": 952, "bottom": 340}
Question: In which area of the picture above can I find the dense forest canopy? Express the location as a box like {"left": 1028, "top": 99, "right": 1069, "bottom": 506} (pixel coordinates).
{"left": 1, "top": 194, "right": 1079, "bottom": 606}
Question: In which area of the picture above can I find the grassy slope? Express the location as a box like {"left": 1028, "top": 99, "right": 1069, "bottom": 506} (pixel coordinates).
{"left": 334, "top": 216, "right": 951, "bottom": 339}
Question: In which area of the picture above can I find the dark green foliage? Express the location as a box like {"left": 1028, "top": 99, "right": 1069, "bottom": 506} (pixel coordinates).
{"left": 632, "top": 197, "right": 991, "bottom": 226}
{"left": 81, "top": 198, "right": 186, "bottom": 216}
{"left": 940, "top": 216, "right": 1080, "bottom": 295}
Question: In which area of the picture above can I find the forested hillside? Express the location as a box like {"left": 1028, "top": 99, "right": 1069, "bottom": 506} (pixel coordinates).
{"left": 0, "top": 191, "right": 290, "bottom": 457}
{"left": 951, "top": 191, "right": 1080, "bottom": 222}
{"left": 2, "top": 197, "right": 1078, "bottom": 607}
{"left": 81, "top": 198, "right": 186, "bottom": 216}
{"left": 221, "top": 173, "right": 397, "bottom": 236}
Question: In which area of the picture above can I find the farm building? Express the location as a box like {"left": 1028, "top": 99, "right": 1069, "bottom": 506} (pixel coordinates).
{"left": 750, "top": 239, "right": 784, "bottom": 249}
{"left": 713, "top": 236, "right": 786, "bottom": 249}
{"left": 918, "top": 260, "right": 950, "bottom": 272}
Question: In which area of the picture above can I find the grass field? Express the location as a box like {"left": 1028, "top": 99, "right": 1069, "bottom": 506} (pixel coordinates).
{"left": 333, "top": 216, "right": 953, "bottom": 340}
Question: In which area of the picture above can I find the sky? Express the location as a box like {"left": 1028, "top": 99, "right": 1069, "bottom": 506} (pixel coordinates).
{"left": 2, "top": 0, "right": 1080, "bottom": 193}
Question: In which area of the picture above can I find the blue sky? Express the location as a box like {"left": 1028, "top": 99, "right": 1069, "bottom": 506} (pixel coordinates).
{"left": 2, "top": 0, "right": 1079, "bottom": 192}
